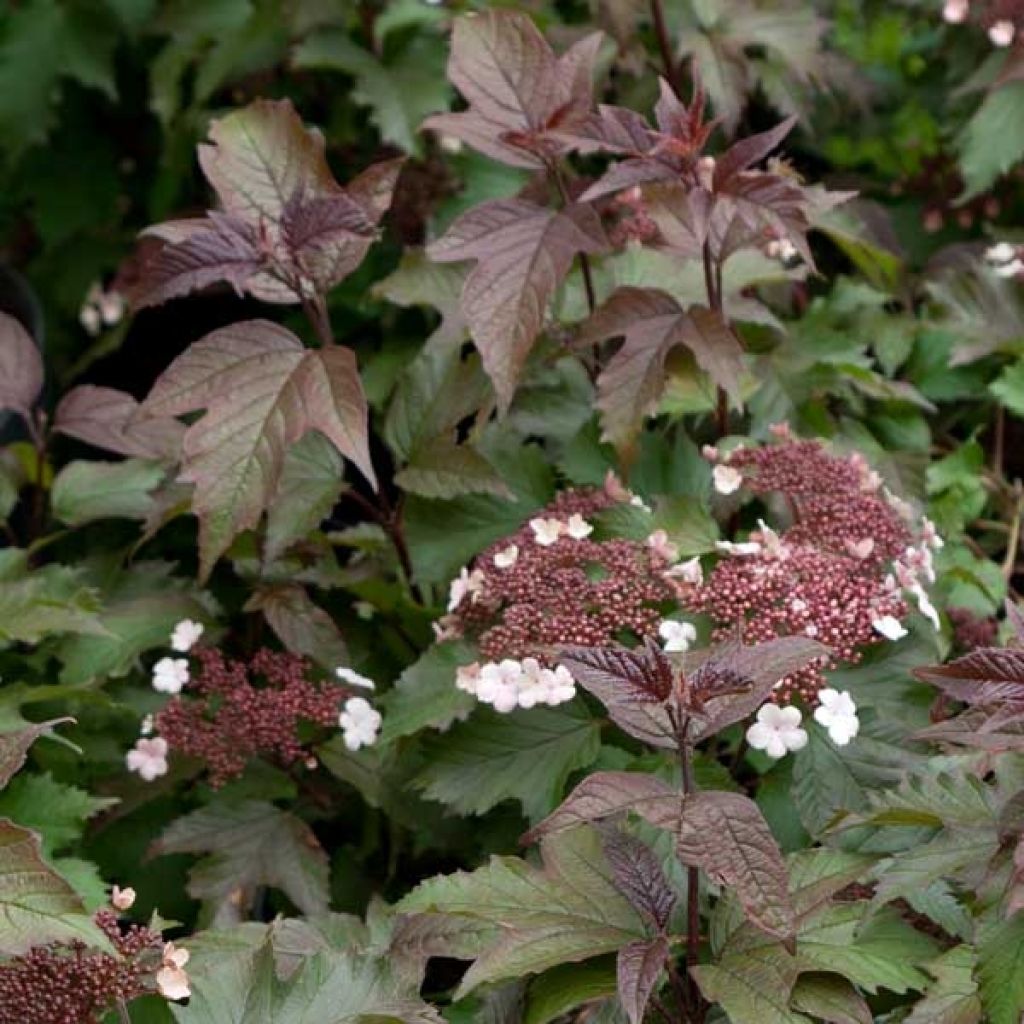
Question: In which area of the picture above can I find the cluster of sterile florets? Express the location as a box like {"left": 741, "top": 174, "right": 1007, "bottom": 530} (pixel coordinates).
{"left": 745, "top": 687, "right": 861, "bottom": 761}
{"left": 942, "top": 0, "right": 1023, "bottom": 45}
{"left": 438, "top": 486, "right": 689, "bottom": 712}
{"left": 124, "top": 620, "right": 382, "bottom": 786}
{"left": 0, "top": 889, "right": 184, "bottom": 1023}
{"left": 684, "top": 435, "right": 942, "bottom": 703}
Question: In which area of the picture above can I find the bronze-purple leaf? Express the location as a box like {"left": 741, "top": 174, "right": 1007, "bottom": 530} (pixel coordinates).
{"left": 676, "top": 790, "right": 795, "bottom": 943}
{"left": 712, "top": 116, "right": 797, "bottom": 192}
{"left": 429, "top": 198, "right": 607, "bottom": 411}
{"left": 0, "top": 313, "right": 42, "bottom": 427}
{"left": 914, "top": 647, "right": 1024, "bottom": 706}
{"left": 601, "top": 828, "right": 677, "bottom": 931}
{"left": 561, "top": 641, "right": 674, "bottom": 704}
{"left": 521, "top": 772, "right": 679, "bottom": 845}
{"left": 578, "top": 288, "right": 745, "bottom": 452}
{"left": 617, "top": 937, "right": 669, "bottom": 1024}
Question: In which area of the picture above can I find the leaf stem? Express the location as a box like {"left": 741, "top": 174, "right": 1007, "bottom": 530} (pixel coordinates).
{"left": 548, "top": 161, "right": 597, "bottom": 316}
{"left": 677, "top": 715, "right": 703, "bottom": 1021}
{"left": 116, "top": 998, "right": 133, "bottom": 1024}
{"left": 649, "top": 0, "right": 679, "bottom": 94}
{"left": 302, "top": 292, "right": 336, "bottom": 348}
{"left": 701, "top": 240, "right": 730, "bottom": 439}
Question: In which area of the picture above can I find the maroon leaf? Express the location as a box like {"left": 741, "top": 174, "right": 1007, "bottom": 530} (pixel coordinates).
{"left": 140, "top": 319, "right": 374, "bottom": 578}
{"left": 0, "top": 313, "right": 42, "bottom": 426}
{"left": 429, "top": 199, "right": 607, "bottom": 410}
{"left": 281, "top": 192, "right": 377, "bottom": 254}
{"left": 561, "top": 640, "right": 674, "bottom": 704}
{"left": 53, "top": 386, "right": 185, "bottom": 461}
{"left": 602, "top": 828, "right": 677, "bottom": 931}
{"left": 914, "top": 708, "right": 1024, "bottom": 751}
{"left": 578, "top": 288, "right": 745, "bottom": 452}
{"left": 914, "top": 647, "right": 1024, "bottom": 706}
{"left": 713, "top": 116, "right": 797, "bottom": 191}
{"left": 676, "top": 791, "right": 795, "bottom": 942}
{"left": 422, "top": 10, "right": 602, "bottom": 167}
{"left": 617, "top": 937, "right": 669, "bottom": 1024}
{"left": 521, "top": 772, "right": 679, "bottom": 845}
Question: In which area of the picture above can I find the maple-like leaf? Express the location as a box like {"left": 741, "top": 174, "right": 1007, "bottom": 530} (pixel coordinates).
{"left": 54, "top": 385, "right": 184, "bottom": 461}
{"left": 677, "top": 791, "right": 795, "bottom": 942}
{"left": 0, "top": 313, "right": 42, "bottom": 428}
{"left": 578, "top": 288, "right": 745, "bottom": 451}
{"left": 422, "top": 9, "right": 603, "bottom": 168}
{"left": 140, "top": 319, "right": 374, "bottom": 578}
{"left": 429, "top": 199, "right": 607, "bottom": 410}
{"left": 521, "top": 772, "right": 679, "bottom": 845}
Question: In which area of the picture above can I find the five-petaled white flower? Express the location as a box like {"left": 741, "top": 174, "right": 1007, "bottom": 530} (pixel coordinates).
{"left": 712, "top": 464, "right": 743, "bottom": 495}
{"left": 126, "top": 737, "right": 169, "bottom": 781}
{"left": 152, "top": 657, "right": 189, "bottom": 694}
{"left": 156, "top": 943, "right": 191, "bottom": 1002}
{"left": 989, "top": 19, "right": 1015, "bottom": 46}
{"left": 339, "top": 697, "right": 382, "bottom": 751}
{"left": 493, "top": 544, "right": 519, "bottom": 568}
{"left": 659, "top": 619, "right": 697, "bottom": 653}
{"left": 170, "top": 619, "right": 204, "bottom": 653}
{"left": 746, "top": 705, "right": 808, "bottom": 759}
{"left": 447, "top": 567, "right": 485, "bottom": 612}
{"left": 942, "top": 0, "right": 968, "bottom": 24}
{"left": 530, "top": 517, "right": 564, "bottom": 546}
{"left": 336, "top": 666, "right": 375, "bottom": 690}
{"left": 566, "top": 513, "right": 593, "bottom": 539}
{"left": 814, "top": 689, "right": 860, "bottom": 746}
{"left": 110, "top": 885, "right": 136, "bottom": 911}
{"left": 476, "top": 659, "right": 522, "bottom": 713}
{"left": 872, "top": 615, "right": 908, "bottom": 641}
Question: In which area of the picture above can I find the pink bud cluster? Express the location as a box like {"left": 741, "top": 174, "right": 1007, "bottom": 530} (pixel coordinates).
{"left": 439, "top": 487, "right": 679, "bottom": 666}
{"left": 154, "top": 647, "right": 344, "bottom": 786}
{"left": 0, "top": 909, "right": 162, "bottom": 1024}
{"left": 684, "top": 438, "right": 940, "bottom": 703}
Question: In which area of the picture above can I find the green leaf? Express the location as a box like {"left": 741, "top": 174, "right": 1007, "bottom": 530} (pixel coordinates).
{"left": 379, "top": 642, "right": 476, "bottom": 743}
{"left": 692, "top": 948, "right": 806, "bottom": 1024}
{"left": 0, "top": 773, "right": 116, "bottom": 856}
{"left": 524, "top": 959, "right": 617, "bottom": 1024}
{"left": 399, "top": 826, "right": 648, "bottom": 997}
{"left": 152, "top": 800, "right": 330, "bottom": 922}
{"left": 956, "top": 81, "right": 1024, "bottom": 199}
{"left": 0, "top": 564, "right": 105, "bottom": 644}
{"left": 990, "top": 356, "right": 1024, "bottom": 418}
{"left": 975, "top": 911, "right": 1024, "bottom": 1024}
{"left": 789, "top": 974, "right": 871, "bottom": 1024}
{"left": 414, "top": 703, "right": 602, "bottom": 821}
{"left": 372, "top": 249, "right": 467, "bottom": 350}
{"left": 0, "top": 819, "right": 111, "bottom": 955}
{"left": 50, "top": 458, "right": 165, "bottom": 526}
{"left": 905, "top": 945, "right": 981, "bottom": 1024}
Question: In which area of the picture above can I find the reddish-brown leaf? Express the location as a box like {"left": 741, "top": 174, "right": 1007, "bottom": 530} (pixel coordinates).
{"left": 602, "top": 828, "right": 677, "bottom": 931}
{"left": 713, "top": 116, "right": 797, "bottom": 191}
{"left": 429, "top": 199, "right": 607, "bottom": 410}
{"left": 521, "top": 772, "right": 679, "bottom": 846}
{"left": 617, "top": 937, "right": 669, "bottom": 1024}
{"left": 676, "top": 791, "right": 795, "bottom": 942}
{"left": 914, "top": 647, "right": 1024, "bottom": 706}
{"left": 0, "top": 719, "right": 72, "bottom": 791}
{"left": 578, "top": 288, "right": 745, "bottom": 452}
{"left": 0, "top": 313, "right": 42, "bottom": 426}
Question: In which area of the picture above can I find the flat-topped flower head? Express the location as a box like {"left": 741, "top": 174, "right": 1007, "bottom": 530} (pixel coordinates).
{"left": 170, "top": 618, "right": 204, "bottom": 653}
{"left": 746, "top": 704, "right": 808, "bottom": 759}
{"left": 152, "top": 656, "right": 189, "bottom": 694}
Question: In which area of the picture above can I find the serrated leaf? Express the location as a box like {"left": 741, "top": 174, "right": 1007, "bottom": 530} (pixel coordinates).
{"left": 429, "top": 199, "right": 607, "bottom": 410}
{"left": 140, "top": 319, "right": 374, "bottom": 578}
{"left": 415, "top": 703, "right": 601, "bottom": 821}
{"left": 151, "top": 800, "right": 329, "bottom": 924}
{"left": 692, "top": 949, "right": 805, "bottom": 1024}
{"left": 0, "top": 719, "right": 71, "bottom": 790}
{"left": 0, "top": 564, "right": 105, "bottom": 644}
{"left": 0, "top": 312, "right": 42, "bottom": 424}
{"left": 905, "top": 945, "right": 981, "bottom": 1024}
{"left": 789, "top": 974, "right": 871, "bottom": 1024}
{"left": 399, "top": 826, "right": 648, "bottom": 997}
{"left": 0, "top": 819, "right": 111, "bottom": 955}
{"left": 579, "top": 290, "right": 745, "bottom": 451}
{"left": 957, "top": 81, "right": 1024, "bottom": 199}
{"left": 602, "top": 829, "right": 676, "bottom": 932}
{"left": 50, "top": 458, "right": 165, "bottom": 526}
{"left": 245, "top": 584, "right": 347, "bottom": 669}
{"left": 523, "top": 960, "right": 617, "bottom": 1024}
{"left": 0, "top": 773, "right": 116, "bottom": 856}
{"left": 977, "top": 912, "right": 1024, "bottom": 1024}
{"left": 616, "top": 938, "right": 667, "bottom": 1024}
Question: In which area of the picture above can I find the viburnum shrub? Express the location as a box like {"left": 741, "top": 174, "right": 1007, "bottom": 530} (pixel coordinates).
{"left": 2, "top": 3, "right": 1024, "bottom": 1024}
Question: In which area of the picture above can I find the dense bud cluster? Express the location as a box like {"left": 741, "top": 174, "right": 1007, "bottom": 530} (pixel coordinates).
{"left": 948, "top": 606, "right": 999, "bottom": 652}
{"left": 682, "top": 438, "right": 940, "bottom": 702}
{"left": 0, "top": 909, "right": 162, "bottom": 1024}
{"left": 155, "top": 647, "right": 344, "bottom": 786}
{"left": 440, "top": 487, "right": 679, "bottom": 667}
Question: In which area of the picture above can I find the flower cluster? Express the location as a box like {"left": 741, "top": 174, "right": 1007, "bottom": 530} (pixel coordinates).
{"left": 0, "top": 902, "right": 167, "bottom": 1023}
{"left": 456, "top": 658, "right": 577, "bottom": 712}
{"left": 684, "top": 437, "right": 941, "bottom": 702}
{"left": 942, "top": 0, "right": 1022, "bottom": 46}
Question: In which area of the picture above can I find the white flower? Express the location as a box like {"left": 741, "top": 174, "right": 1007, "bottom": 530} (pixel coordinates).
{"left": 152, "top": 657, "right": 189, "bottom": 694}
{"left": 494, "top": 544, "right": 519, "bottom": 568}
{"left": 630, "top": 494, "right": 652, "bottom": 512}
{"left": 712, "top": 464, "right": 743, "bottom": 495}
{"left": 922, "top": 517, "right": 944, "bottom": 550}
{"left": 659, "top": 619, "right": 697, "bottom": 652}
{"left": 530, "top": 517, "right": 564, "bottom": 546}
{"left": 545, "top": 664, "right": 576, "bottom": 705}
{"left": 432, "top": 618, "right": 459, "bottom": 642}
{"left": 455, "top": 662, "right": 481, "bottom": 694}
{"left": 872, "top": 615, "right": 908, "bottom": 641}
{"left": 157, "top": 943, "right": 191, "bottom": 1002}
{"left": 814, "top": 689, "right": 860, "bottom": 746}
{"left": 756, "top": 519, "right": 787, "bottom": 560}
{"left": 447, "top": 567, "right": 485, "bottom": 612}
{"left": 746, "top": 704, "right": 808, "bottom": 759}
{"left": 79, "top": 304, "right": 101, "bottom": 336}
{"left": 140, "top": 714, "right": 154, "bottom": 737}
{"left": 98, "top": 290, "right": 125, "bottom": 327}
{"left": 170, "top": 618, "right": 204, "bottom": 653}
{"left": 989, "top": 18, "right": 1015, "bottom": 45}
{"left": 566, "top": 513, "right": 593, "bottom": 539}
{"left": 339, "top": 696, "right": 382, "bottom": 750}
{"left": 911, "top": 584, "right": 941, "bottom": 631}
{"left": 994, "top": 259, "right": 1024, "bottom": 278}
{"left": 111, "top": 885, "right": 136, "bottom": 911}
{"left": 845, "top": 538, "right": 875, "bottom": 560}
{"left": 126, "top": 737, "right": 169, "bottom": 781}
{"left": 476, "top": 659, "right": 522, "bottom": 713}
{"left": 336, "top": 666, "right": 375, "bottom": 690}
{"left": 647, "top": 529, "right": 679, "bottom": 562}
{"left": 516, "top": 658, "right": 551, "bottom": 709}
{"left": 716, "top": 540, "right": 762, "bottom": 557}
{"left": 986, "top": 241, "right": 1017, "bottom": 264}
{"left": 943, "top": 0, "right": 968, "bottom": 23}
{"left": 665, "top": 556, "right": 703, "bottom": 586}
